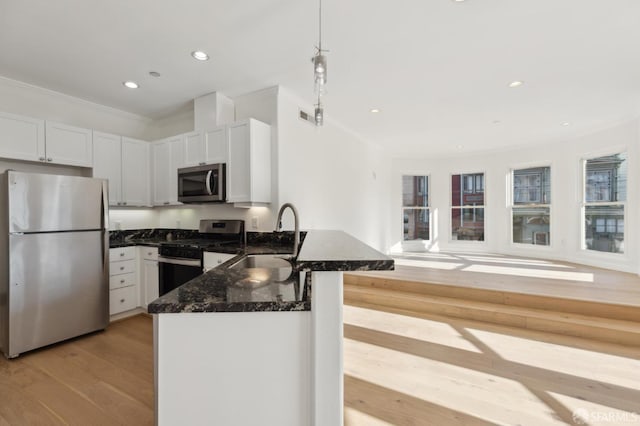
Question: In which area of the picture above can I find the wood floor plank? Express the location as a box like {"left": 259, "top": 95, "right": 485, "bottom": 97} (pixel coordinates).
{"left": 23, "top": 346, "right": 153, "bottom": 425}
{"left": 347, "top": 251, "right": 640, "bottom": 309}
{"left": 0, "top": 315, "right": 153, "bottom": 426}
{"left": 2, "top": 307, "right": 638, "bottom": 425}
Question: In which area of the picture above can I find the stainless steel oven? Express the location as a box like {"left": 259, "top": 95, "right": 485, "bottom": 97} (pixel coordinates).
{"left": 158, "top": 245, "right": 203, "bottom": 296}
{"left": 177, "top": 163, "right": 225, "bottom": 203}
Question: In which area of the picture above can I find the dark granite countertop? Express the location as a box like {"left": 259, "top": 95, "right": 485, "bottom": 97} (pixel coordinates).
{"left": 147, "top": 230, "right": 393, "bottom": 314}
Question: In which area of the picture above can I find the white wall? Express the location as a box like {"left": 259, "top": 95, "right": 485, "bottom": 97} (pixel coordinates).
{"left": 0, "top": 75, "right": 391, "bottom": 250}
{"left": 0, "top": 76, "right": 152, "bottom": 139}
{"left": 391, "top": 119, "right": 640, "bottom": 273}
{"left": 277, "top": 88, "right": 391, "bottom": 250}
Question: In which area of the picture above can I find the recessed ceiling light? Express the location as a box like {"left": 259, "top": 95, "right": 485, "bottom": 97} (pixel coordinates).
{"left": 492, "top": 120, "right": 501, "bottom": 124}
{"left": 562, "top": 122, "right": 570, "bottom": 126}
{"left": 191, "top": 51, "right": 209, "bottom": 61}
{"left": 370, "top": 108, "right": 380, "bottom": 113}
{"left": 452, "top": 0, "right": 466, "bottom": 2}
{"left": 149, "top": 71, "right": 161, "bottom": 78}
{"left": 508, "top": 80, "right": 524, "bottom": 88}
{"left": 456, "top": 145, "right": 464, "bottom": 150}
{"left": 123, "top": 81, "right": 139, "bottom": 89}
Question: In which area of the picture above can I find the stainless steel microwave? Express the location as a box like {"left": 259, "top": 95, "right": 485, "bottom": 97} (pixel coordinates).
{"left": 177, "top": 164, "right": 226, "bottom": 203}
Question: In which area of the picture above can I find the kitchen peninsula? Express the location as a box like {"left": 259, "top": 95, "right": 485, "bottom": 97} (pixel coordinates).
{"left": 148, "top": 230, "right": 393, "bottom": 426}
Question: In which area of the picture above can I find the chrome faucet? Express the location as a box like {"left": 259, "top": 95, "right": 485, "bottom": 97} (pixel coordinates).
{"left": 275, "top": 203, "right": 300, "bottom": 257}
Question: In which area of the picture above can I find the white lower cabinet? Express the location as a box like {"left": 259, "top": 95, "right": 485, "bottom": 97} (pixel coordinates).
{"left": 109, "top": 286, "right": 137, "bottom": 315}
{"left": 109, "top": 246, "right": 159, "bottom": 317}
{"left": 203, "top": 251, "right": 236, "bottom": 272}
{"left": 139, "top": 247, "right": 159, "bottom": 307}
{"left": 109, "top": 247, "right": 138, "bottom": 315}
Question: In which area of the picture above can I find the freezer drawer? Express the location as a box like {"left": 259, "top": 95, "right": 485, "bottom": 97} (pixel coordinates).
{"left": 6, "top": 231, "right": 108, "bottom": 357}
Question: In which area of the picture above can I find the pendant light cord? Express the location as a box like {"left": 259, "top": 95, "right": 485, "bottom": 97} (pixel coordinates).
{"left": 318, "top": 0, "right": 322, "bottom": 52}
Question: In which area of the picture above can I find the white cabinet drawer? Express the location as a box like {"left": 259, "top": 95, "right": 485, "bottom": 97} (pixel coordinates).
{"left": 141, "top": 246, "right": 158, "bottom": 261}
{"left": 203, "top": 252, "right": 236, "bottom": 272}
{"left": 110, "top": 246, "right": 136, "bottom": 262}
{"left": 109, "top": 272, "right": 136, "bottom": 290}
{"left": 110, "top": 259, "right": 135, "bottom": 275}
{"left": 110, "top": 285, "right": 137, "bottom": 315}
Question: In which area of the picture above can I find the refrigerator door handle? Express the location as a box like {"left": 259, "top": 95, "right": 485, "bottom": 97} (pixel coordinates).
{"left": 101, "top": 180, "right": 109, "bottom": 230}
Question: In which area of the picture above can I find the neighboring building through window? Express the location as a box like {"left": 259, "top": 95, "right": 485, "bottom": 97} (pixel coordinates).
{"left": 512, "top": 166, "right": 551, "bottom": 245}
{"left": 451, "top": 173, "right": 484, "bottom": 241}
{"left": 584, "top": 153, "right": 627, "bottom": 253}
{"left": 402, "top": 175, "right": 429, "bottom": 241}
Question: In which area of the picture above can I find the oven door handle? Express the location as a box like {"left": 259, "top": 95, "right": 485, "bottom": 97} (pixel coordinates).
{"left": 205, "top": 170, "right": 213, "bottom": 195}
{"left": 158, "top": 256, "right": 201, "bottom": 267}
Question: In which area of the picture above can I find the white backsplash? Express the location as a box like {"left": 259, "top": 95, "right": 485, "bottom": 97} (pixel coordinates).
{"left": 108, "top": 204, "right": 273, "bottom": 231}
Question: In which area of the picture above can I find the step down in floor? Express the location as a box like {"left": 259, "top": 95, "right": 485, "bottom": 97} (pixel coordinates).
{"left": 344, "top": 284, "right": 640, "bottom": 347}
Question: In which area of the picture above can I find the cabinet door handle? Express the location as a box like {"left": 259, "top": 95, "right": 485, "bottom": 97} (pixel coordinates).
{"left": 120, "top": 252, "right": 125, "bottom": 256}
{"left": 164, "top": 202, "right": 170, "bottom": 205}
{"left": 217, "top": 259, "right": 222, "bottom": 264}
{"left": 120, "top": 298, "right": 125, "bottom": 303}
{"left": 47, "top": 157, "right": 53, "bottom": 162}
{"left": 123, "top": 202, "right": 127, "bottom": 206}
{"left": 120, "top": 266, "right": 125, "bottom": 271}
{"left": 148, "top": 252, "right": 153, "bottom": 256}
{"left": 39, "top": 157, "right": 45, "bottom": 161}
{"left": 120, "top": 279, "right": 125, "bottom": 284}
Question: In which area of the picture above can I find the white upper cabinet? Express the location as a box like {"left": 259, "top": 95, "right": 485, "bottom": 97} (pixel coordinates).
{"left": 183, "top": 126, "right": 227, "bottom": 166}
{"left": 0, "top": 113, "right": 92, "bottom": 167}
{"left": 0, "top": 112, "right": 45, "bottom": 162}
{"left": 93, "top": 133, "right": 151, "bottom": 207}
{"left": 45, "top": 121, "right": 93, "bottom": 167}
{"left": 227, "top": 118, "right": 271, "bottom": 204}
{"left": 152, "top": 135, "right": 185, "bottom": 206}
{"left": 152, "top": 140, "right": 171, "bottom": 205}
{"left": 184, "top": 131, "right": 205, "bottom": 166}
{"left": 204, "top": 126, "right": 227, "bottom": 164}
{"left": 121, "top": 137, "right": 150, "bottom": 206}
{"left": 93, "top": 131, "right": 122, "bottom": 205}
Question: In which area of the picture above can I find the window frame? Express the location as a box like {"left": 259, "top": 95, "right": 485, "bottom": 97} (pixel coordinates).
{"left": 581, "top": 151, "right": 627, "bottom": 255}
{"left": 450, "top": 171, "right": 486, "bottom": 243}
{"left": 401, "top": 174, "right": 431, "bottom": 243}
{"left": 510, "top": 165, "right": 552, "bottom": 247}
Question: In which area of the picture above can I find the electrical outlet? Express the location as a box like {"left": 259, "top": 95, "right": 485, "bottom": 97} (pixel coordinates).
{"left": 251, "top": 216, "right": 259, "bottom": 230}
{"left": 115, "top": 221, "right": 122, "bottom": 230}
{"left": 176, "top": 220, "right": 181, "bottom": 229}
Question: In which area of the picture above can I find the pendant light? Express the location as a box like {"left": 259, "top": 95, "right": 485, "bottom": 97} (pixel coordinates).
{"left": 312, "top": 0, "right": 327, "bottom": 126}
{"left": 314, "top": 96, "right": 324, "bottom": 127}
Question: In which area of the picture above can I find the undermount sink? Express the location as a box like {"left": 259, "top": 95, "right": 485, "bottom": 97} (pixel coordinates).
{"left": 229, "top": 254, "right": 295, "bottom": 288}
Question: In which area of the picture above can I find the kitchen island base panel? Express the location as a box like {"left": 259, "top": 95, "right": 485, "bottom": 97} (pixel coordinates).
{"left": 311, "top": 271, "right": 344, "bottom": 426}
{"left": 154, "top": 311, "right": 311, "bottom": 426}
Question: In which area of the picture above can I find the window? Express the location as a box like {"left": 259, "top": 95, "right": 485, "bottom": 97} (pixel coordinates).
{"left": 451, "top": 173, "right": 484, "bottom": 241}
{"left": 512, "top": 166, "right": 551, "bottom": 245}
{"left": 402, "top": 175, "right": 430, "bottom": 241}
{"left": 583, "top": 153, "right": 626, "bottom": 254}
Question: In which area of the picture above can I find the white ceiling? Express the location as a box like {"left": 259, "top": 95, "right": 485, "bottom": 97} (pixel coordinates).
{"left": 1, "top": 0, "right": 640, "bottom": 156}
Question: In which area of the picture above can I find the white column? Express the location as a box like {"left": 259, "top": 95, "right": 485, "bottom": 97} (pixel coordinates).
{"left": 311, "top": 271, "right": 344, "bottom": 426}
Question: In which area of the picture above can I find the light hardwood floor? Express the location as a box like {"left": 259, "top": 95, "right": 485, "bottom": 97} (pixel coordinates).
{"left": 1, "top": 310, "right": 639, "bottom": 425}
{"left": 0, "top": 315, "right": 154, "bottom": 425}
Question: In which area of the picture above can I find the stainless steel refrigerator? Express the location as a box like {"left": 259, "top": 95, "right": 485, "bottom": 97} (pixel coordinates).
{"left": 0, "top": 171, "right": 109, "bottom": 358}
